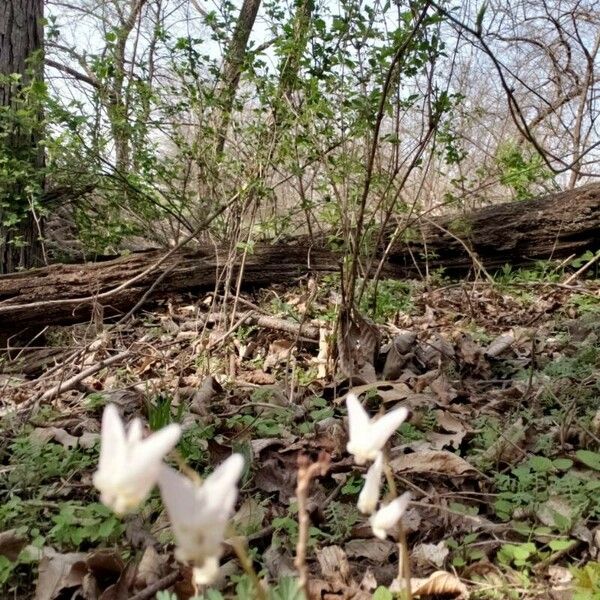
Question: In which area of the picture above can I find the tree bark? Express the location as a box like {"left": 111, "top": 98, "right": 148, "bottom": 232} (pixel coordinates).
{"left": 0, "top": 184, "right": 598, "bottom": 332}
{"left": 0, "top": 246, "right": 344, "bottom": 330}
{"left": 387, "top": 183, "right": 600, "bottom": 275}
{"left": 0, "top": 0, "right": 45, "bottom": 273}
{"left": 277, "top": 0, "right": 314, "bottom": 101}
{"left": 215, "top": 0, "right": 262, "bottom": 155}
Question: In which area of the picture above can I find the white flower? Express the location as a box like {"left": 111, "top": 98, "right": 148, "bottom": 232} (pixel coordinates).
{"left": 193, "top": 558, "right": 220, "bottom": 587}
{"left": 370, "top": 492, "right": 412, "bottom": 539}
{"left": 93, "top": 404, "right": 181, "bottom": 515}
{"left": 158, "top": 454, "right": 244, "bottom": 584}
{"left": 357, "top": 451, "right": 383, "bottom": 514}
{"left": 346, "top": 394, "right": 408, "bottom": 464}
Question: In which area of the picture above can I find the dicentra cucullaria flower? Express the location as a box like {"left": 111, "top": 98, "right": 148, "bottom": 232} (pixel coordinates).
{"left": 370, "top": 491, "right": 412, "bottom": 539}
{"left": 357, "top": 451, "right": 383, "bottom": 514}
{"left": 346, "top": 393, "right": 408, "bottom": 464}
{"left": 93, "top": 404, "right": 181, "bottom": 515}
{"left": 158, "top": 453, "right": 245, "bottom": 586}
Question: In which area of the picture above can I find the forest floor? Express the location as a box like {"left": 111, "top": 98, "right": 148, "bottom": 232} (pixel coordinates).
{"left": 1, "top": 264, "right": 599, "bottom": 600}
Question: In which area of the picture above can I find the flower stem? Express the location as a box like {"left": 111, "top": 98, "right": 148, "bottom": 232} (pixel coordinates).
{"left": 295, "top": 452, "right": 331, "bottom": 597}
{"left": 398, "top": 522, "right": 413, "bottom": 600}
{"left": 231, "top": 538, "right": 268, "bottom": 600}
{"left": 383, "top": 457, "right": 397, "bottom": 499}
{"left": 382, "top": 456, "right": 411, "bottom": 600}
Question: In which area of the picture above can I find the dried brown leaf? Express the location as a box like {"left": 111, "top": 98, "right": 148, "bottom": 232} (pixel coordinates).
{"left": 410, "top": 570, "right": 468, "bottom": 597}
{"left": 345, "top": 539, "right": 396, "bottom": 562}
{"left": 390, "top": 450, "right": 476, "bottom": 476}
{"left": 428, "top": 373, "right": 458, "bottom": 404}
{"left": 412, "top": 541, "right": 449, "bottom": 569}
{"left": 337, "top": 307, "right": 379, "bottom": 383}
{"left": 0, "top": 529, "right": 27, "bottom": 561}
{"left": 134, "top": 546, "right": 164, "bottom": 589}
{"left": 337, "top": 381, "right": 411, "bottom": 405}
{"left": 425, "top": 431, "right": 465, "bottom": 450}
{"left": 390, "top": 570, "right": 468, "bottom": 598}
{"left": 382, "top": 331, "right": 417, "bottom": 380}
{"left": 264, "top": 339, "right": 295, "bottom": 369}
{"left": 30, "top": 427, "right": 78, "bottom": 449}
{"left": 35, "top": 549, "right": 88, "bottom": 600}
{"left": 190, "top": 375, "right": 222, "bottom": 414}
{"left": 240, "top": 370, "right": 277, "bottom": 385}
{"left": 317, "top": 545, "right": 351, "bottom": 590}
{"left": 263, "top": 543, "right": 296, "bottom": 579}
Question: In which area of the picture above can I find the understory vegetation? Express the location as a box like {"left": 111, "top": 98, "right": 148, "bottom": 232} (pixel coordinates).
{"left": 1, "top": 0, "right": 600, "bottom": 598}
{"left": 1, "top": 261, "right": 599, "bottom": 598}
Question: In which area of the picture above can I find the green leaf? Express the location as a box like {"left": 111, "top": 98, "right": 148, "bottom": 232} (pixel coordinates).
{"left": 0, "top": 556, "right": 15, "bottom": 586}
{"left": 576, "top": 450, "right": 600, "bottom": 471}
{"left": 512, "top": 543, "right": 535, "bottom": 561}
{"left": 372, "top": 587, "right": 393, "bottom": 600}
{"left": 270, "top": 577, "right": 306, "bottom": 600}
{"left": 530, "top": 456, "right": 554, "bottom": 473}
{"left": 553, "top": 458, "right": 574, "bottom": 471}
{"left": 549, "top": 539, "right": 575, "bottom": 552}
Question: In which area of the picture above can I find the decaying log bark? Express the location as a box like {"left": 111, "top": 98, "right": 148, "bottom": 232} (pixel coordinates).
{"left": 387, "top": 183, "right": 600, "bottom": 275}
{"left": 0, "top": 184, "right": 598, "bottom": 332}
{"left": 0, "top": 246, "right": 344, "bottom": 330}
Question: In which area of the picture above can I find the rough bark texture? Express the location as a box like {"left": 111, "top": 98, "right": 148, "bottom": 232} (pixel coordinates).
{"left": 216, "top": 0, "right": 262, "bottom": 154}
{"left": 0, "top": 184, "right": 598, "bottom": 332}
{"left": 0, "top": 246, "right": 344, "bottom": 330}
{"left": 0, "top": 0, "right": 44, "bottom": 273}
{"left": 387, "top": 183, "right": 600, "bottom": 275}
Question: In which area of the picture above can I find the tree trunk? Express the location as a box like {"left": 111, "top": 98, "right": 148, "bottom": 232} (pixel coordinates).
{"left": 215, "top": 0, "right": 262, "bottom": 155}
{"left": 0, "top": 184, "right": 598, "bottom": 332}
{"left": 0, "top": 0, "right": 44, "bottom": 274}
{"left": 276, "top": 0, "right": 314, "bottom": 102}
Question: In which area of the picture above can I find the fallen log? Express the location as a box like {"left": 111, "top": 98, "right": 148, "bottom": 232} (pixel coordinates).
{"left": 388, "top": 183, "right": 600, "bottom": 274}
{"left": 0, "top": 184, "right": 598, "bottom": 332}
{"left": 0, "top": 246, "right": 345, "bottom": 331}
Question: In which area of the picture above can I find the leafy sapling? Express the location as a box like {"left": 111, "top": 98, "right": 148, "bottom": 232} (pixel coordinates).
{"left": 346, "top": 394, "right": 408, "bottom": 464}
{"left": 158, "top": 454, "right": 245, "bottom": 587}
{"left": 93, "top": 404, "right": 181, "bottom": 515}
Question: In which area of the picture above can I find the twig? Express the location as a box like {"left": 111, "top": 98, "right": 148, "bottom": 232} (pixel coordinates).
{"left": 39, "top": 350, "right": 130, "bottom": 402}
{"left": 207, "top": 311, "right": 255, "bottom": 350}
{"left": 129, "top": 571, "right": 180, "bottom": 600}
{"left": 563, "top": 251, "right": 600, "bottom": 285}
{"left": 191, "top": 310, "right": 321, "bottom": 341}
{"left": 520, "top": 331, "right": 537, "bottom": 404}
{"left": 533, "top": 539, "right": 581, "bottom": 573}
{"left": 421, "top": 216, "right": 494, "bottom": 284}
{"left": 347, "top": 2, "right": 433, "bottom": 307}
{"left": 295, "top": 452, "right": 331, "bottom": 595}
{"left": 436, "top": 280, "right": 599, "bottom": 298}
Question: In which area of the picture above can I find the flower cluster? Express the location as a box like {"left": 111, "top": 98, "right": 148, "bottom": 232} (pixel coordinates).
{"left": 93, "top": 404, "right": 243, "bottom": 586}
{"left": 345, "top": 393, "right": 412, "bottom": 539}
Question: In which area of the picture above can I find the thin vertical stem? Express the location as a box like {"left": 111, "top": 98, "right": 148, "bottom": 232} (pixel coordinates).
{"left": 295, "top": 452, "right": 331, "bottom": 595}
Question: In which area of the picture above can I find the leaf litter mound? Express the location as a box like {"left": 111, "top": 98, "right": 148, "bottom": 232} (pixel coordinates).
{"left": 1, "top": 273, "right": 599, "bottom": 599}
